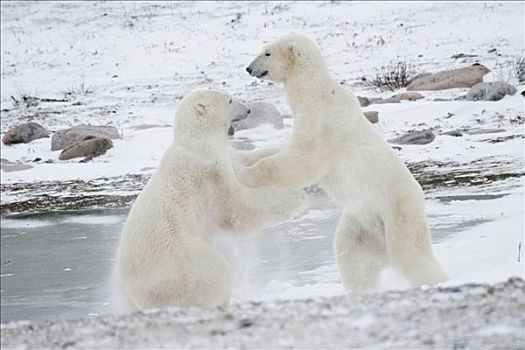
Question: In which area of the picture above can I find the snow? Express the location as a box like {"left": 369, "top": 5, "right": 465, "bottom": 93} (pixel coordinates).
{"left": 2, "top": 279, "right": 524, "bottom": 349}
{"left": 0, "top": 0, "right": 524, "bottom": 323}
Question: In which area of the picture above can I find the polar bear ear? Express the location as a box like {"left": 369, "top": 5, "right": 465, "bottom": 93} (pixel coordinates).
{"left": 283, "top": 41, "right": 303, "bottom": 66}
{"left": 289, "top": 42, "right": 303, "bottom": 58}
{"left": 194, "top": 103, "right": 208, "bottom": 118}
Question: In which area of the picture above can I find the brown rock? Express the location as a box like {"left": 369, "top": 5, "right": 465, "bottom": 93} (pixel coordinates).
{"left": 406, "top": 64, "right": 490, "bottom": 91}
{"left": 59, "top": 137, "right": 113, "bottom": 160}
{"left": 52, "top": 125, "right": 120, "bottom": 151}
{"left": 391, "top": 92, "right": 424, "bottom": 101}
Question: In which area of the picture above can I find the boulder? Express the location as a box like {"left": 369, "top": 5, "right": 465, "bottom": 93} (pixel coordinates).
{"left": 2, "top": 122, "right": 49, "bottom": 145}
{"left": 442, "top": 130, "right": 463, "bottom": 137}
{"left": 357, "top": 96, "right": 369, "bottom": 107}
{"left": 363, "top": 111, "right": 379, "bottom": 124}
{"left": 231, "top": 101, "right": 284, "bottom": 131}
{"left": 388, "top": 130, "right": 435, "bottom": 145}
{"left": 59, "top": 136, "right": 113, "bottom": 160}
{"left": 0, "top": 158, "right": 33, "bottom": 172}
{"left": 462, "top": 128, "right": 506, "bottom": 135}
{"left": 406, "top": 64, "right": 490, "bottom": 91}
{"left": 52, "top": 125, "right": 120, "bottom": 151}
{"left": 466, "top": 82, "right": 517, "bottom": 101}
{"left": 368, "top": 97, "right": 400, "bottom": 104}
{"left": 391, "top": 92, "right": 424, "bottom": 101}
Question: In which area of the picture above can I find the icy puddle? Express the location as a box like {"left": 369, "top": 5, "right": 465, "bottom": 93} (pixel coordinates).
{"left": 1, "top": 189, "right": 523, "bottom": 323}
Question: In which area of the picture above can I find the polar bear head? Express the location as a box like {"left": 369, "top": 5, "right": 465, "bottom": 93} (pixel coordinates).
{"left": 246, "top": 34, "right": 325, "bottom": 82}
{"left": 174, "top": 90, "right": 249, "bottom": 139}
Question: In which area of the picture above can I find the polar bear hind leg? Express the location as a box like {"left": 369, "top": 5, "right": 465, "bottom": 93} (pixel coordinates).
{"left": 334, "top": 211, "right": 387, "bottom": 292}
{"left": 129, "top": 237, "right": 232, "bottom": 310}
{"left": 385, "top": 205, "right": 448, "bottom": 287}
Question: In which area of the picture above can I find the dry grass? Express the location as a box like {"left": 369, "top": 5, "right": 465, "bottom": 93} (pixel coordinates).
{"left": 361, "top": 61, "right": 417, "bottom": 91}
{"left": 513, "top": 56, "right": 525, "bottom": 83}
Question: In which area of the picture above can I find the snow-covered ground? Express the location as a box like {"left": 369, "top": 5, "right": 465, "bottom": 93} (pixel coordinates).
{"left": 1, "top": 1, "right": 524, "bottom": 324}
{"left": 2, "top": 279, "right": 524, "bottom": 350}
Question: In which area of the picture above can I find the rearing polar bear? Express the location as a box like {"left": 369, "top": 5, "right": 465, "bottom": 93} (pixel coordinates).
{"left": 240, "top": 34, "right": 447, "bottom": 292}
{"left": 116, "top": 90, "right": 304, "bottom": 312}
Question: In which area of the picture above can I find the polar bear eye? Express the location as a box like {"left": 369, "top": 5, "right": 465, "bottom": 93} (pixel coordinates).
{"left": 265, "top": 52, "right": 271, "bottom": 57}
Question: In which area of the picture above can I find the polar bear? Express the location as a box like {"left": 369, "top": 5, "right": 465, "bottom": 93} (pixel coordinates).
{"left": 240, "top": 34, "right": 448, "bottom": 292}
{"left": 115, "top": 90, "right": 304, "bottom": 312}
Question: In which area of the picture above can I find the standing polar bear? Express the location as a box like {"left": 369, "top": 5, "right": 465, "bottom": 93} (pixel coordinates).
{"left": 116, "top": 90, "right": 304, "bottom": 312}
{"left": 241, "top": 34, "right": 447, "bottom": 292}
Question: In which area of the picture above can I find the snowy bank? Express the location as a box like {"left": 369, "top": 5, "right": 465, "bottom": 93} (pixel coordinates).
{"left": 1, "top": 279, "right": 524, "bottom": 350}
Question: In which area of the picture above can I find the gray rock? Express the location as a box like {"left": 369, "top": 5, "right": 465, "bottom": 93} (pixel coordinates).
{"left": 130, "top": 124, "right": 172, "bottom": 131}
{"left": 466, "top": 82, "right": 517, "bottom": 101}
{"left": 59, "top": 137, "right": 113, "bottom": 160}
{"left": 389, "top": 130, "right": 435, "bottom": 145}
{"left": 368, "top": 97, "right": 401, "bottom": 104}
{"left": 462, "top": 128, "right": 506, "bottom": 135}
{"left": 407, "top": 64, "right": 490, "bottom": 91}
{"left": 52, "top": 125, "right": 120, "bottom": 151}
{"left": 357, "top": 96, "right": 369, "bottom": 107}
{"left": 363, "top": 111, "right": 379, "bottom": 124}
{"left": 0, "top": 159, "right": 33, "bottom": 172}
{"left": 391, "top": 92, "right": 424, "bottom": 101}
{"left": 2, "top": 122, "right": 49, "bottom": 145}
{"left": 442, "top": 130, "right": 463, "bottom": 137}
{"left": 231, "top": 101, "right": 284, "bottom": 131}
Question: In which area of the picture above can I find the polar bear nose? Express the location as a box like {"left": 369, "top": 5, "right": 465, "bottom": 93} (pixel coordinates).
{"left": 246, "top": 67, "right": 252, "bottom": 74}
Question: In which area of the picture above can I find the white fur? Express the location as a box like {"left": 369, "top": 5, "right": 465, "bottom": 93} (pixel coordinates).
{"left": 115, "top": 90, "right": 304, "bottom": 312}
{"left": 241, "top": 34, "right": 448, "bottom": 292}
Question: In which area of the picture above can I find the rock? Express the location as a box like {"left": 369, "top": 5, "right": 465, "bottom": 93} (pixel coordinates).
{"left": 52, "top": 125, "right": 120, "bottom": 151}
{"left": 391, "top": 92, "right": 424, "bottom": 101}
{"left": 231, "top": 101, "right": 284, "bottom": 131}
{"left": 2, "top": 122, "right": 49, "bottom": 145}
{"left": 442, "top": 130, "right": 463, "bottom": 137}
{"left": 462, "top": 128, "right": 506, "bottom": 135}
{"left": 130, "top": 124, "right": 171, "bottom": 131}
{"left": 410, "top": 72, "right": 432, "bottom": 82}
{"left": 388, "top": 130, "right": 435, "bottom": 145}
{"left": 368, "top": 97, "right": 401, "bottom": 104}
{"left": 357, "top": 96, "right": 369, "bottom": 107}
{"left": 406, "top": 64, "right": 490, "bottom": 91}
{"left": 451, "top": 53, "right": 478, "bottom": 59}
{"left": 0, "top": 159, "right": 34, "bottom": 172}
{"left": 363, "top": 111, "right": 379, "bottom": 124}
{"left": 466, "top": 82, "right": 517, "bottom": 101}
{"left": 59, "top": 137, "right": 113, "bottom": 160}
